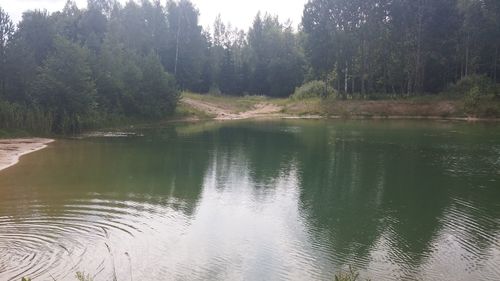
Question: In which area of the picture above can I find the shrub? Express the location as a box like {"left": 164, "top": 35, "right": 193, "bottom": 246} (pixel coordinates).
{"left": 291, "top": 80, "right": 335, "bottom": 100}
{"left": 447, "top": 75, "right": 496, "bottom": 97}
{"left": 464, "top": 86, "right": 481, "bottom": 115}
{"left": 208, "top": 84, "right": 222, "bottom": 95}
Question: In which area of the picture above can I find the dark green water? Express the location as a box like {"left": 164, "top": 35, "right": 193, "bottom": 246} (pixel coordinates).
{"left": 1, "top": 120, "right": 499, "bottom": 281}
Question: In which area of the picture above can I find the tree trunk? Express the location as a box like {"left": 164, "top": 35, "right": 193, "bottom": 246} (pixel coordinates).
{"left": 324, "top": 75, "right": 328, "bottom": 98}
{"left": 415, "top": 0, "right": 424, "bottom": 94}
{"left": 494, "top": 44, "right": 498, "bottom": 83}
{"left": 0, "top": 44, "right": 4, "bottom": 97}
{"left": 361, "top": 38, "right": 366, "bottom": 95}
{"left": 465, "top": 32, "right": 470, "bottom": 77}
{"left": 344, "top": 62, "right": 348, "bottom": 95}
{"left": 174, "top": 11, "right": 181, "bottom": 76}
{"left": 407, "top": 72, "right": 412, "bottom": 96}
{"left": 383, "top": 67, "right": 388, "bottom": 95}
{"left": 352, "top": 71, "right": 355, "bottom": 95}
{"left": 336, "top": 65, "right": 341, "bottom": 95}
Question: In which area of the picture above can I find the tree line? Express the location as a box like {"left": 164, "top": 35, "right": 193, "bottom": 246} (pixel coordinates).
{"left": 302, "top": 0, "right": 499, "bottom": 98}
{"left": 0, "top": 0, "right": 499, "bottom": 133}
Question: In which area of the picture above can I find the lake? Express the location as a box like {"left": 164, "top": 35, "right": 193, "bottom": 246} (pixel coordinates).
{"left": 0, "top": 120, "right": 499, "bottom": 281}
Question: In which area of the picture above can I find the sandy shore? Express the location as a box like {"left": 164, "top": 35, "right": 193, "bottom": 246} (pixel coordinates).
{"left": 182, "top": 97, "right": 284, "bottom": 120}
{"left": 0, "top": 138, "right": 54, "bottom": 172}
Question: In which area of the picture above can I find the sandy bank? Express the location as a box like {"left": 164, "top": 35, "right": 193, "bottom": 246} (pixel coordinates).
{"left": 182, "top": 97, "right": 284, "bottom": 120}
{"left": 180, "top": 94, "right": 500, "bottom": 122}
{"left": 0, "top": 138, "right": 54, "bottom": 172}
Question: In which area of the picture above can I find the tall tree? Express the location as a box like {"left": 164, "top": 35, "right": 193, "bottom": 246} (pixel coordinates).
{"left": 0, "top": 7, "right": 14, "bottom": 97}
{"left": 248, "top": 13, "right": 304, "bottom": 97}
{"left": 165, "top": 0, "right": 207, "bottom": 90}
{"left": 302, "top": 0, "right": 336, "bottom": 95}
{"left": 31, "top": 37, "right": 96, "bottom": 133}
{"left": 4, "top": 10, "right": 56, "bottom": 103}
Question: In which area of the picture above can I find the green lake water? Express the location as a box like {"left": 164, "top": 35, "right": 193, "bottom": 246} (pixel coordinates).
{"left": 0, "top": 120, "right": 499, "bottom": 280}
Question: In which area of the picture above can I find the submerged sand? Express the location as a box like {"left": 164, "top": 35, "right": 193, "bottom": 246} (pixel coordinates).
{"left": 0, "top": 138, "right": 54, "bottom": 172}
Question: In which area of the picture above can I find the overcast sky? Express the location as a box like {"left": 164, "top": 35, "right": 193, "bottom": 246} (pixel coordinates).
{"left": 1, "top": 0, "right": 307, "bottom": 30}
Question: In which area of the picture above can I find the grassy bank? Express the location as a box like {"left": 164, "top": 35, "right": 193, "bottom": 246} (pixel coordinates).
{"left": 182, "top": 92, "right": 270, "bottom": 112}
{"left": 178, "top": 92, "right": 500, "bottom": 121}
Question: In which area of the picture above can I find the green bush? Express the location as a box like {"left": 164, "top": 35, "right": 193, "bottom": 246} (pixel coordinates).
{"left": 291, "top": 80, "right": 335, "bottom": 100}
{"left": 447, "top": 75, "right": 496, "bottom": 97}
{"left": 464, "top": 86, "right": 481, "bottom": 115}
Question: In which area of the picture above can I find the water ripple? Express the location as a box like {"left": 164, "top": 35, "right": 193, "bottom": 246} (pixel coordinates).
{"left": 0, "top": 195, "right": 186, "bottom": 281}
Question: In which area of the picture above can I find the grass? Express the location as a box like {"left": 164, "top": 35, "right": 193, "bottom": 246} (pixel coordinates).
{"left": 75, "top": 272, "right": 94, "bottom": 281}
{"left": 173, "top": 100, "right": 216, "bottom": 120}
{"left": 0, "top": 129, "right": 33, "bottom": 138}
{"left": 181, "top": 92, "right": 323, "bottom": 117}
{"left": 334, "top": 266, "right": 368, "bottom": 281}
{"left": 180, "top": 91, "right": 500, "bottom": 121}
{"left": 471, "top": 95, "right": 500, "bottom": 118}
{"left": 282, "top": 97, "right": 325, "bottom": 116}
{"left": 182, "top": 92, "right": 273, "bottom": 113}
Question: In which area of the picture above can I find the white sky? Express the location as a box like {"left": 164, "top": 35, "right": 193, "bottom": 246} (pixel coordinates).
{"left": 0, "top": 0, "right": 307, "bottom": 30}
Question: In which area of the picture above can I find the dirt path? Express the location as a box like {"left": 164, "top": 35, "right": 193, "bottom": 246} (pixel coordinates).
{"left": 0, "top": 138, "right": 54, "bottom": 172}
{"left": 181, "top": 97, "right": 283, "bottom": 120}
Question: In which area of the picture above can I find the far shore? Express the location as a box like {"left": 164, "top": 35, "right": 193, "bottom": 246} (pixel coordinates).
{"left": 0, "top": 138, "right": 54, "bottom": 172}
{"left": 1, "top": 93, "right": 498, "bottom": 174}
{"left": 177, "top": 93, "right": 500, "bottom": 122}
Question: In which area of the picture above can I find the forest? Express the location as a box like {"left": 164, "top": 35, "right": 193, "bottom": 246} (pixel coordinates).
{"left": 0, "top": 0, "right": 499, "bottom": 133}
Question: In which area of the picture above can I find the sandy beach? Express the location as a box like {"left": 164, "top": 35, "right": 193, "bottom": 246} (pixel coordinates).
{"left": 0, "top": 138, "right": 54, "bottom": 172}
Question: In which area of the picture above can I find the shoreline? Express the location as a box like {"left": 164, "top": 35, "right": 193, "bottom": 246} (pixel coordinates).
{"left": 0, "top": 138, "right": 55, "bottom": 172}
{"left": 283, "top": 115, "right": 500, "bottom": 122}
{"left": 178, "top": 94, "right": 500, "bottom": 123}
{"left": 0, "top": 115, "right": 495, "bottom": 173}
{"left": 173, "top": 112, "right": 500, "bottom": 123}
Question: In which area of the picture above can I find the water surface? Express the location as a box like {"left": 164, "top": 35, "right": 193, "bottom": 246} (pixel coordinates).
{"left": 0, "top": 120, "right": 499, "bottom": 280}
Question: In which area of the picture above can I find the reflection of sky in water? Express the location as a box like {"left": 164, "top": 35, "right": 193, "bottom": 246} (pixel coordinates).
{"left": 159, "top": 153, "right": 318, "bottom": 280}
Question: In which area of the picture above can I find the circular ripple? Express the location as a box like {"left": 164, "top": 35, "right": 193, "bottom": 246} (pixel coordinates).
{"left": 0, "top": 195, "right": 172, "bottom": 281}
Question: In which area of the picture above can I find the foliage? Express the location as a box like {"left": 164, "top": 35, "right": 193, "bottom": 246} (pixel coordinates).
{"left": 464, "top": 86, "right": 481, "bottom": 115}
{"left": 447, "top": 75, "right": 497, "bottom": 97}
{"left": 334, "top": 266, "right": 369, "bottom": 281}
{"left": 302, "top": 0, "right": 499, "bottom": 96}
{"left": 76, "top": 271, "right": 94, "bottom": 281}
{"left": 135, "top": 52, "right": 179, "bottom": 118}
{"left": 247, "top": 13, "right": 305, "bottom": 97}
{"left": 31, "top": 37, "right": 97, "bottom": 133}
{"left": 1, "top": 0, "right": 500, "bottom": 135}
{"left": 208, "top": 84, "right": 222, "bottom": 95}
{"left": 0, "top": 100, "right": 53, "bottom": 134}
{"left": 0, "top": 2, "right": 180, "bottom": 134}
{"left": 0, "top": 7, "right": 14, "bottom": 97}
{"left": 291, "top": 80, "right": 336, "bottom": 100}
{"left": 206, "top": 13, "right": 304, "bottom": 97}
{"left": 165, "top": 0, "right": 207, "bottom": 89}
